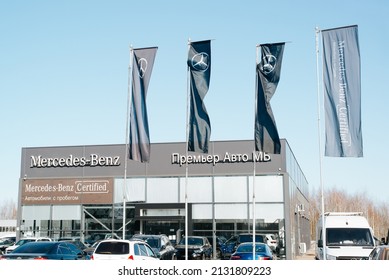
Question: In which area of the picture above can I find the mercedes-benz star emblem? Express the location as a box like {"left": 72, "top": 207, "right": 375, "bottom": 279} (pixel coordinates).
{"left": 138, "top": 58, "right": 148, "bottom": 78}
{"left": 261, "top": 55, "right": 277, "bottom": 74}
{"left": 191, "top": 52, "right": 209, "bottom": 72}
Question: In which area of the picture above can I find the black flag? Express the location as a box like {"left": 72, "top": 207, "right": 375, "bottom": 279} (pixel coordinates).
{"left": 129, "top": 47, "right": 157, "bottom": 162}
{"left": 187, "top": 40, "right": 211, "bottom": 153}
{"left": 254, "top": 43, "right": 285, "bottom": 154}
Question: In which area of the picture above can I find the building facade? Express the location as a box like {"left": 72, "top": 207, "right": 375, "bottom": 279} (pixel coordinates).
{"left": 18, "top": 139, "right": 310, "bottom": 259}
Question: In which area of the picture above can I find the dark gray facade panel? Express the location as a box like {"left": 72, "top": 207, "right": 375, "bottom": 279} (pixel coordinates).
{"left": 22, "top": 144, "right": 127, "bottom": 178}
{"left": 21, "top": 140, "right": 287, "bottom": 179}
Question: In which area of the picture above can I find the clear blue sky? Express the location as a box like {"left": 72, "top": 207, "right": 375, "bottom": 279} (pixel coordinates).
{"left": 1, "top": 0, "right": 389, "bottom": 205}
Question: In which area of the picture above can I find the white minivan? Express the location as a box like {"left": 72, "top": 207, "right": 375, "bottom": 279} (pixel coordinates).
{"left": 316, "top": 212, "right": 375, "bottom": 260}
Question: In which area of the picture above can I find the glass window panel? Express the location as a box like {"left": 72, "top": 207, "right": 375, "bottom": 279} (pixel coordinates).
{"left": 52, "top": 205, "right": 81, "bottom": 220}
{"left": 236, "top": 222, "right": 250, "bottom": 231}
{"left": 216, "top": 223, "right": 234, "bottom": 231}
{"left": 179, "top": 177, "right": 212, "bottom": 203}
{"left": 249, "top": 203, "right": 284, "bottom": 222}
{"left": 214, "top": 176, "right": 248, "bottom": 203}
{"left": 147, "top": 178, "right": 178, "bottom": 203}
{"left": 192, "top": 204, "right": 212, "bottom": 219}
{"left": 22, "top": 205, "right": 51, "bottom": 220}
{"left": 115, "top": 178, "right": 146, "bottom": 203}
{"left": 193, "top": 221, "right": 212, "bottom": 231}
{"left": 249, "top": 175, "right": 283, "bottom": 202}
{"left": 215, "top": 204, "right": 248, "bottom": 219}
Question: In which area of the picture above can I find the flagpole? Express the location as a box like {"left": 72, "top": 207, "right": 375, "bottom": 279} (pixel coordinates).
{"left": 252, "top": 162, "right": 256, "bottom": 261}
{"left": 123, "top": 46, "right": 133, "bottom": 240}
{"left": 315, "top": 27, "right": 326, "bottom": 260}
{"left": 252, "top": 45, "right": 260, "bottom": 260}
{"left": 184, "top": 38, "right": 191, "bottom": 261}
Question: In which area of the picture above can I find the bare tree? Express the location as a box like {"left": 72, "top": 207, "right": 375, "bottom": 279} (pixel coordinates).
{"left": 310, "top": 187, "right": 389, "bottom": 242}
{"left": 0, "top": 199, "right": 17, "bottom": 219}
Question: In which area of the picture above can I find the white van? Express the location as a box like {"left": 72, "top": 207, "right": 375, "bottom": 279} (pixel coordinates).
{"left": 315, "top": 212, "right": 375, "bottom": 260}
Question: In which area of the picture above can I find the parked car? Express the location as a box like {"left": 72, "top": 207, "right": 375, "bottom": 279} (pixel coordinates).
{"left": 174, "top": 236, "right": 212, "bottom": 260}
{"left": 91, "top": 239, "right": 159, "bottom": 260}
{"left": 223, "top": 235, "right": 239, "bottom": 259}
{"left": 58, "top": 239, "right": 90, "bottom": 257}
{"left": 83, "top": 240, "right": 102, "bottom": 256}
{"left": 236, "top": 233, "right": 267, "bottom": 251}
{"left": 5, "top": 237, "right": 52, "bottom": 254}
{"left": 205, "top": 236, "right": 228, "bottom": 259}
{"left": 223, "top": 233, "right": 268, "bottom": 257}
{"left": 230, "top": 242, "right": 274, "bottom": 260}
{"left": 237, "top": 233, "right": 268, "bottom": 245}
{"left": 0, "top": 241, "right": 87, "bottom": 260}
{"left": 131, "top": 234, "right": 176, "bottom": 260}
{"left": 264, "top": 234, "right": 279, "bottom": 252}
{"left": 0, "top": 238, "right": 15, "bottom": 254}
{"left": 1, "top": 236, "right": 16, "bottom": 243}
{"left": 369, "top": 245, "right": 389, "bottom": 260}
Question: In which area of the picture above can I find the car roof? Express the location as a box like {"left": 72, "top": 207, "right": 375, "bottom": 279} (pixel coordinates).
{"left": 98, "top": 239, "right": 144, "bottom": 244}
{"left": 132, "top": 234, "right": 165, "bottom": 238}
{"left": 12, "top": 241, "right": 57, "bottom": 252}
{"left": 12, "top": 241, "right": 79, "bottom": 253}
{"left": 20, "top": 237, "right": 39, "bottom": 240}
{"left": 17, "top": 237, "right": 51, "bottom": 240}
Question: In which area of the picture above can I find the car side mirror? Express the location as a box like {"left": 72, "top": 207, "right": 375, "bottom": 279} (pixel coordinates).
{"left": 317, "top": 240, "right": 323, "bottom": 248}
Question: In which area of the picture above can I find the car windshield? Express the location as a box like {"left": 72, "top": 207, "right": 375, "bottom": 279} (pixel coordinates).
{"left": 326, "top": 228, "right": 374, "bottom": 246}
{"left": 219, "top": 236, "right": 227, "bottom": 243}
{"left": 179, "top": 238, "right": 203, "bottom": 246}
{"left": 237, "top": 243, "right": 267, "bottom": 253}
{"left": 95, "top": 242, "right": 129, "bottom": 254}
{"left": 144, "top": 238, "right": 160, "bottom": 248}
{"left": 239, "top": 235, "right": 264, "bottom": 243}
{"left": 134, "top": 236, "right": 160, "bottom": 248}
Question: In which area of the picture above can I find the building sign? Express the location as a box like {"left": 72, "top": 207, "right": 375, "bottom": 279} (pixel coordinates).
{"left": 30, "top": 154, "right": 121, "bottom": 168}
{"left": 171, "top": 151, "right": 271, "bottom": 166}
{"left": 21, "top": 178, "right": 113, "bottom": 205}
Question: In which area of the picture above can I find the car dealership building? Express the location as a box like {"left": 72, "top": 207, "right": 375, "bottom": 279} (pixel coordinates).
{"left": 18, "top": 139, "right": 310, "bottom": 259}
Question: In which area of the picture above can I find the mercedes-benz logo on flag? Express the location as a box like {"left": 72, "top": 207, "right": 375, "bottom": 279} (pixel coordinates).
{"left": 138, "top": 58, "right": 148, "bottom": 78}
{"left": 191, "top": 52, "right": 209, "bottom": 72}
{"left": 261, "top": 55, "right": 277, "bottom": 74}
